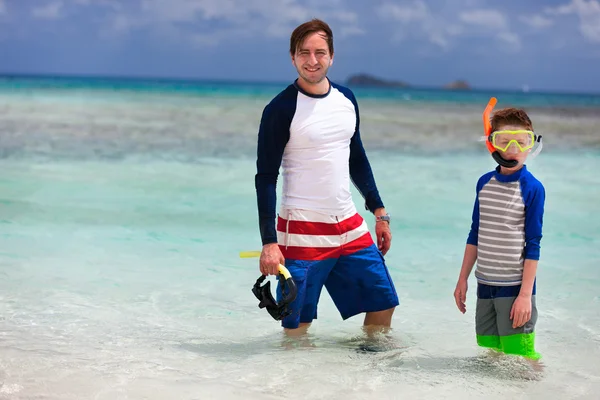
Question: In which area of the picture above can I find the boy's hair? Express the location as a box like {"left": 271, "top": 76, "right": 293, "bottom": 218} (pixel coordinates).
{"left": 290, "top": 19, "right": 334, "bottom": 56}
{"left": 491, "top": 108, "right": 533, "bottom": 132}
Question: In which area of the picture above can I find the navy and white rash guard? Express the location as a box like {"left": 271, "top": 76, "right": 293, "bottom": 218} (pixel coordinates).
{"left": 255, "top": 79, "right": 384, "bottom": 245}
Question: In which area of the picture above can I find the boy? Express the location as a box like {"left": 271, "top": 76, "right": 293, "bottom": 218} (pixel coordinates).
{"left": 453, "top": 100, "right": 545, "bottom": 361}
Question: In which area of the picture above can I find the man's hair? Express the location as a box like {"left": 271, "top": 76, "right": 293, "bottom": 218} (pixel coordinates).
{"left": 491, "top": 107, "right": 534, "bottom": 132}
{"left": 290, "top": 19, "right": 334, "bottom": 55}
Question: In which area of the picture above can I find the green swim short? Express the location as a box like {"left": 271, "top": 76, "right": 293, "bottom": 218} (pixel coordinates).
{"left": 475, "top": 282, "right": 541, "bottom": 360}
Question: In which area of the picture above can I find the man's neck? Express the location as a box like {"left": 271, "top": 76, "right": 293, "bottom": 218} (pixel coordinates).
{"left": 296, "top": 76, "right": 330, "bottom": 96}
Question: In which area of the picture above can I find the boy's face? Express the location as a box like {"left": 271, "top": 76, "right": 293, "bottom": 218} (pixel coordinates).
{"left": 493, "top": 124, "right": 532, "bottom": 171}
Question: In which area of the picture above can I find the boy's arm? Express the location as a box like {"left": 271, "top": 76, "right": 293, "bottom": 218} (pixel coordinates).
{"left": 519, "top": 260, "right": 538, "bottom": 297}
{"left": 511, "top": 179, "right": 545, "bottom": 327}
{"left": 520, "top": 179, "right": 545, "bottom": 296}
{"left": 523, "top": 181, "right": 545, "bottom": 261}
{"left": 454, "top": 244, "right": 477, "bottom": 313}
{"left": 511, "top": 259, "right": 538, "bottom": 328}
{"left": 458, "top": 244, "right": 478, "bottom": 281}
{"left": 455, "top": 182, "right": 483, "bottom": 313}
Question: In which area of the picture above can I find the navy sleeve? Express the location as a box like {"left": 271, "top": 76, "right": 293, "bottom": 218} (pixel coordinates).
{"left": 255, "top": 101, "right": 291, "bottom": 245}
{"left": 346, "top": 91, "right": 384, "bottom": 213}
{"left": 521, "top": 175, "right": 545, "bottom": 260}
{"left": 467, "top": 172, "right": 493, "bottom": 245}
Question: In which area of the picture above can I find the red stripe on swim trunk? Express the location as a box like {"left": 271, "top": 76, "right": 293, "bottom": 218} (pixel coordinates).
{"left": 341, "top": 232, "right": 375, "bottom": 256}
{"left": 277, "top": 213, "right": 364, "bottom": 236}
{"left": 279, "top": 245, "right": 341, "bottom": 261}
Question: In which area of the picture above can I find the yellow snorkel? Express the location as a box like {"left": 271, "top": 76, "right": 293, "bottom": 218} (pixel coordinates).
{"left": 240, "top": 251, "right": 297, "bottom": 321}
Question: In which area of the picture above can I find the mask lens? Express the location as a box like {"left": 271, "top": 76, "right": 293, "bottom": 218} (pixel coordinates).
{"left": 492, "top": 130, "right": 534, "bottom": 152}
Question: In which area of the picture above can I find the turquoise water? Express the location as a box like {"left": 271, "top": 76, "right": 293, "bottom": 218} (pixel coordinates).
{"left": 0, "top": 77, "right": 599, "bottom": 399}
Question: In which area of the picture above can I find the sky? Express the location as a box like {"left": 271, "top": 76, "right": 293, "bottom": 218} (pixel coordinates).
{"left": 1, "top": 0, "right": 600, "bottom": 93}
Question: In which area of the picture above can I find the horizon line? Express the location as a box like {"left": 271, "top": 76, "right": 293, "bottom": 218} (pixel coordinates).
{"left": 1, "top": 71, "right": 599, "bottom": 97}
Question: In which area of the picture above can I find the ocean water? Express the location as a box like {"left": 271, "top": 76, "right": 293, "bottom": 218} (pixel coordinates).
{"left": 0, "top": 76, "right": 599, "bottom": 399}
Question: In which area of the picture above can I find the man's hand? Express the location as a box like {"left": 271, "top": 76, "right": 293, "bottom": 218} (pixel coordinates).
{"left": 510, "top": 294, "right": 532, "bottom": 328}
{"left": 259, "top": 243, "right": 285, "bottom": 276}
{"left": 374, "top": 208, "right": 391, "bottom": 255}
{"left": 454, "top": 278, "right": 468, "bottom": 313}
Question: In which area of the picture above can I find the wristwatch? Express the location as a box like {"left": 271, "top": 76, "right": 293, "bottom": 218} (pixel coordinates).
{"left": 375, "top": 214, "right": 391, "bottom": 224}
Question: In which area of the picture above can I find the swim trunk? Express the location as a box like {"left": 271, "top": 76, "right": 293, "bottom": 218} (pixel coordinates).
{"left": 275, "top": 207, "right": 399, "bottom": 329}
{"left": 475, "top": 282, "right": 540, "bottom": 360}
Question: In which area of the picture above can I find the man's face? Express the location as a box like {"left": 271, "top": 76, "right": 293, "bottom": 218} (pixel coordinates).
{"left": 291, "top": 31, "right": 333, "bottom": 85}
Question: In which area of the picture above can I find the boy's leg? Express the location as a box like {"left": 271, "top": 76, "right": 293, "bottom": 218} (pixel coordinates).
{"left": 277, "top": 257, "right": 337, "bottom": 335}
{"left": 493, "top": 285, "right": 541, "bottom": 360}
{"left": 476, "top": 283, "right": 501, "bottom": 351}
{"left": 324, "top": 241, "right": 399, "bottom": 328}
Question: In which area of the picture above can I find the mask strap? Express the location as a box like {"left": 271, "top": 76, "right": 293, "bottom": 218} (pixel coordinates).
{"left": 530, "top": 135, "right": 543, "bottom": 159}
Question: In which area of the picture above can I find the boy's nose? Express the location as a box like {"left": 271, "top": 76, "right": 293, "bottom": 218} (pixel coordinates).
{"left": 506, "top": 143, "right": 519, "bottom": 154}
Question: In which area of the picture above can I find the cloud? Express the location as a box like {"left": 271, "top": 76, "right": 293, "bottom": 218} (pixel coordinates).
{"left": 459, "top": 8, "right": 521, "bottom": 48}
{"left": 377, "top": 2, "right": 520, "bottom": 51}
{"left": 519, "top": 14, "right": 554, "bottom": 29}
{"left": 32, "top": 1, "right": 65, "bottom": 20}
{"left": 459, "top": 9, "right": 507, "bottom": 30}
{"left": 376, "top": 1, "right": 463, "bottom": 50}
{"left": 91, "top": 0, "right": 364, "bottom": 44}
{"left": 545, "top": 0, "right": 600, "bottom": 43}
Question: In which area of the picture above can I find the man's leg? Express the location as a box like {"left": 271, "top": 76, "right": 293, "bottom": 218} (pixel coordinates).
{"left": 277, "top": 258, "right": 337, "bottom": 335}
{"left": 325, "top": 242, "right": 399, "bottom": 329}
{"left": 364, "top": 308, "right": 395, "bottom": 327}
{"left": 276, "top": 208, "right": 342, "bottom": 335}
{"left": 284, "top": 322, "right": 311, "bottom": 337}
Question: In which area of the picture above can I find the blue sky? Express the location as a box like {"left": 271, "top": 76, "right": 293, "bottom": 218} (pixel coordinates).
{"left": 1, "top": 0, "right": 600, "bottom": 93}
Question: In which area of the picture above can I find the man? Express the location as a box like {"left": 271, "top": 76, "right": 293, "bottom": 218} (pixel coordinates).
{"left": 255, "top": 18, "right": 399, "bottom": 336}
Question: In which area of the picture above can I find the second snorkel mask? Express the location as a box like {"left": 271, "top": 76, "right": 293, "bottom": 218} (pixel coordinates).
{"left": 252, "top": 264, "right": 297, "bottom": 321}
{"left": 482, "top": 97, "right": 543, "bottom": 168}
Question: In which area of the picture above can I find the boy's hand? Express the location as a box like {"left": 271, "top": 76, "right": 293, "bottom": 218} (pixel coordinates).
{"left": 454, "top": 279, "right": 468, "bottom": 313}
{"left": 510, "top": 295, "right": 532, "bottom": 328}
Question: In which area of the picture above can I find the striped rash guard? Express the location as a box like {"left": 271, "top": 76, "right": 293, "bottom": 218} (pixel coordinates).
{"left": 467, "top": 165, "right": 545, "bottom": 286}
{"left": 255, "top": 79, "right": 384, "bottom": 246}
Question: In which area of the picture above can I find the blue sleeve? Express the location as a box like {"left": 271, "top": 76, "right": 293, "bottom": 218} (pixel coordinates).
{"left": 467, "top": 173, "right": 493, "bottom": 245}
{"left": 347, "top": 91, "right": 384, "bottom": 213}
{"left": 521, "top": 176, "right": 545, "bottom": 260}
{"left": 255, "top": 101, "right": 291, "bottom": 245}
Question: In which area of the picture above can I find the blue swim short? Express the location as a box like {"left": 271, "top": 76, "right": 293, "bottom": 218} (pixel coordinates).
{"left": 275, "top": 208, "right": 399, "bottom": 329}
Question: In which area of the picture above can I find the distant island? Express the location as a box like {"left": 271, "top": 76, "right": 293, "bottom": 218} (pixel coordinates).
{"left": 443, "top": 80, "right": 470, "bottom": 90}
{"left": 345, "top": 73, "right": 409, "bottom": 88}
{"left": 345, "top": 73, "right": 471, "bottom": 90}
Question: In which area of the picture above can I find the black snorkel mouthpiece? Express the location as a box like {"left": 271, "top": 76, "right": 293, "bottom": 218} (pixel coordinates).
{"left": 252, "top": 264, "right": 297, "bottom": 321}
{"left": 491, "top": 147, "right": 519, "bottom": 168}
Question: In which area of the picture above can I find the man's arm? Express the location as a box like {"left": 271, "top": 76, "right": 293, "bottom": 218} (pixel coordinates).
{"left": 349, "top": 130, "right": 385, "bottom": 213}
{"left": 347, "top": 91, "right": 384, "bottom": 213}
{"left": 255, "top": 103, "right": 290, "bottom": 245}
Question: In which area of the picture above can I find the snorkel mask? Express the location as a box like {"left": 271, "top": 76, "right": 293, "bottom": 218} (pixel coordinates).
{"left": 482, "top": 97, "right": 543, "bottom": 168}
{"left": 252, "top": 264, "right": 297, "bottom": 321}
